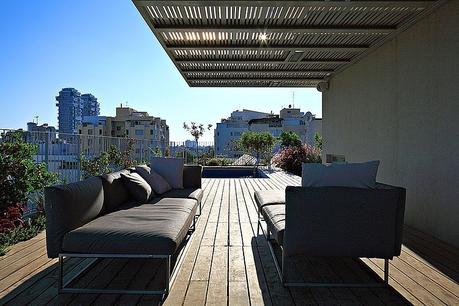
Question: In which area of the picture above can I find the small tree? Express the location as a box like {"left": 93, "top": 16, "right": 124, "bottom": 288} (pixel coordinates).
{"left": 237, "top": 131, "right": 276, "bottom": 168}
{"left": 279, "top": 131, "right": 302, "bottom": 148}
{"left": 314, "top": 133, "right": 323, "bottom": 150}
{"left": 183, "top": 122, "right": 213, "bottom": 164}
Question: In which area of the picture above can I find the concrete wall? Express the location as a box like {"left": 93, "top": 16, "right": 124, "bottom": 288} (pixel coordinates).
{"left": 323, "top": 0, "right": 459, "bottom": 247}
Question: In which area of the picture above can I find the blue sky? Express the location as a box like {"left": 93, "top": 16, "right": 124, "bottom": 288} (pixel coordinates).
{"left": 0, "top": 0, "right": 321, "bottom": 141}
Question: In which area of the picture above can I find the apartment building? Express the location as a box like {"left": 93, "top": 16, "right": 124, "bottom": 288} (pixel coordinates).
{"left": 215, "top": 106, "right": 322, "bottom": 158}
{"left": 78, "top": 105, "right": 169, "bottom": 157}
{"left": 214, "top": 109, "right": 271, "bottom": 157}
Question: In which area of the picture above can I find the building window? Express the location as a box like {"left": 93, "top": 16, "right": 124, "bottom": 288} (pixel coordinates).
{"left": 99, "top": 129, "right": 102, "bottom": 135}
{"left": 116, "top": 126, "right": 121, "bottom": 131}
{"left": 88, "top": 129, "right": 93, "bottom": 135}
{"left": 126, "top": 130, "right": 129, "bottom": 135}
{"left": 150, "top": 129, "right": 154, "bottom": 135}
{"left": 135, "top": 129, "right": 144, "bottom": 136}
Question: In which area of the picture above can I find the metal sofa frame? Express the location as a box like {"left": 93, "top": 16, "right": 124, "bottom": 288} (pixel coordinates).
{"left": 58, "top": 215, "right": 197, "bottom": 298}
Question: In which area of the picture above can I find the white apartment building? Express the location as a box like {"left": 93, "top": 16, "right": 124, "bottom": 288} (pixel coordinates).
{"left": 215, "top": 107, "right": 322, "bottom": 158}
{"left": 214, "top": 109, "right": 271, "bottom": 157}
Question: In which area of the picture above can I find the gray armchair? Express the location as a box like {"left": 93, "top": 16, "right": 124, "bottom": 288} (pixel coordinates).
{"left": 256, "top": 183, "right": 406, "bottom": 287}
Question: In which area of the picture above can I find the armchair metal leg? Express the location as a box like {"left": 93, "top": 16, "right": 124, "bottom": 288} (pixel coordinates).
{"left": 384, "top": 259, "right": 389, "bottom": 284}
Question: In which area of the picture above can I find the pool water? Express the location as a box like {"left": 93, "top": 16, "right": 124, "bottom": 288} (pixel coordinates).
{"left": 202, "top": 166, "right": 266, "bottom": 178}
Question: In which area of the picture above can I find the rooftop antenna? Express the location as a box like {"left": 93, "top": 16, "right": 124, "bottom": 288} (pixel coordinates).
{"left": 292, "top": 91, "right": 295, "bottom": 108}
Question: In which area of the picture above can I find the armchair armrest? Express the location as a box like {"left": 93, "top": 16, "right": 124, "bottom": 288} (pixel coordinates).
{"left": 183, "top": 165, "right": 202, "bottom": 189}
{"left": 283, "top": 184, "right": 405, "bottom": 259}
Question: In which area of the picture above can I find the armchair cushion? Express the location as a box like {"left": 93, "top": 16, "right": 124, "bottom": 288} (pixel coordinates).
{"left": 254, "top": 189, "right": 285, "bottom": 211}
{"left": 261, "top": 205, "right": 285, "bottom": 246}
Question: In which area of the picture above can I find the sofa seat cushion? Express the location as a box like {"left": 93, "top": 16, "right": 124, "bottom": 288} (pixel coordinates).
{"left": 62, "top": 198, "right": 198, "bottom": 255}
{"left": 261, "top": 205, "right": 285, "bottom": 246}
{"left": 254, "top": 190, "right": 285, "bottom": 211}
{"left": 160, "top": 188, "right": 203, "bottom": 203}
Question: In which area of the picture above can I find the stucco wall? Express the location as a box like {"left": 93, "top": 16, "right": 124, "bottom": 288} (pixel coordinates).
{"left": 323, "top": 1, "right": 459, "bottom": 247}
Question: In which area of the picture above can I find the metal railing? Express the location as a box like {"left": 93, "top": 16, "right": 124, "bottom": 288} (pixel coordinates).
{"left": 0, "top": 129, "right": 215, "bottom": 184}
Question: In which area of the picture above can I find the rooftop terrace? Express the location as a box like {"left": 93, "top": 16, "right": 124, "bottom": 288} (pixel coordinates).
{"left": 1, "top": 171, "right": 458, "bottom": 305}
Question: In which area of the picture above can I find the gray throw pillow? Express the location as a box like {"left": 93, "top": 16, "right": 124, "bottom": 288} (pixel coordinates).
{"left": 121, "top": 172, "right": 152, "bottom": 203}
{"left": 150, "top": 157, "right": 184, "bottom": 189}
{"left": 134, "top": 165, "right": 172, "bottom": 194}
{"left": 302, "top": 160, "right": 380, "bottom": 189}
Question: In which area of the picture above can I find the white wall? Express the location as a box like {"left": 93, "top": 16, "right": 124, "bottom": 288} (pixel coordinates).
{"left": 323, "top": 1, "right": 459, "bottom": 247}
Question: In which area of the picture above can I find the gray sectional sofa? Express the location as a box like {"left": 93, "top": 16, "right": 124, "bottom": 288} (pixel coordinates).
{"left": 255, "top": 183, "right": 406, "bottom": 287}
{"left": 44, "top": 165, "right": 203, "bottom": 296}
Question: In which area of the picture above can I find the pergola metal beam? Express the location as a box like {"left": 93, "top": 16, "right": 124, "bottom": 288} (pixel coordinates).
{"left": 182, "top": 69, "right": 334, "bottom": 73}
{"left": 157, "top": 26, "right": 395, "bottom": 34}
{"left": 176, "top": 59, "right": 350, "bottom": 64}
{"left": 188, "top": 77, "right": 325, "bottom": 81}
{"left": 170, "top": 45, "right": 369, "bottom": 52}
{"left": 136, "top": 1, "right": 436, "bottom": 9}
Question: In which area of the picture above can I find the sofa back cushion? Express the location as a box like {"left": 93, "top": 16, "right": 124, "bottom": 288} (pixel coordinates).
{"left": 302, "top": 160, "right": 380, "bottom": 189}
{"left": 100, "top": 169, "right": 131, "bottom": 212}
{"left": 134, "top": 165, "right": 172, "bottom": 194}
{"left": 121, "top": 172, "right": 152, "bottom": 203}
{"left": 150, "top": 157, "right": 184, "bottom": 189}
{"left": 44, "top": 176, "right": 104, "bottom": 258}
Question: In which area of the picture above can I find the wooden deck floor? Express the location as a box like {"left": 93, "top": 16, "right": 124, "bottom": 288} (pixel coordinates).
{"left": 0, "top": 171, "right": 458, "bottom": 305}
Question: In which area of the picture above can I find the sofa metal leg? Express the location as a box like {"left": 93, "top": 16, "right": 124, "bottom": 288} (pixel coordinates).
{"left": 58, "top": 254, "right": 64, "bottom": 293}
{"left": 165, "top": 255, "right": 171, "bottom": 295}
{"left": 384, "top": 259, "right": 389, "bottom": 284}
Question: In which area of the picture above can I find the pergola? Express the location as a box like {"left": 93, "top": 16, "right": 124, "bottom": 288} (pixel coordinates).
{"left": 133, "top": 0, "right": 444, "bottom": 87}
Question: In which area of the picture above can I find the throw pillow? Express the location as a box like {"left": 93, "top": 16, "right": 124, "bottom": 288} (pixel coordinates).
{"left": 150, "top": 157, "right": 184, "bottom": 189}
{"left": 134, "top": 165, "right": 172, "bottom": 194}
{"left": 121, "top": 172, "right": 152, "bottom": 203}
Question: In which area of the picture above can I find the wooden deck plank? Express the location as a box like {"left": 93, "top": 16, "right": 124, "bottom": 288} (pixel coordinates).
{"left": 206, "top": 246, "right": 228, "bottom": 305}
{"left": 0, "top": 171, "right": 458, "bottom": 306}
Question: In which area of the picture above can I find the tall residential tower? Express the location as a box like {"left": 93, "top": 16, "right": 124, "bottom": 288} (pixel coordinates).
{"left": 55, "top": 88, "right": 100, "bottom": 137}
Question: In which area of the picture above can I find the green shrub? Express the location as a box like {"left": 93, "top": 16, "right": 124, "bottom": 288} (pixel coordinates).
{"left": 80, "top": 138, "right": 137, "bottom": 178}
{"left": 0, "top": 132, "right": 57, "bottom": 239}
{"left": 279, "top": 131, "right": 302, "bottom": 148}
{"left": 272, "top": 144, "right": 322, "bottom": 176}
{"left": 0, "top": 213, "right": 46, "bottom": 256}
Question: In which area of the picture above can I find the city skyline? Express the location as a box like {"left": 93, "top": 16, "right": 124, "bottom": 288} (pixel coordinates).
{"left": 0, "top": 0, "right": 321, "bottom": 142}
